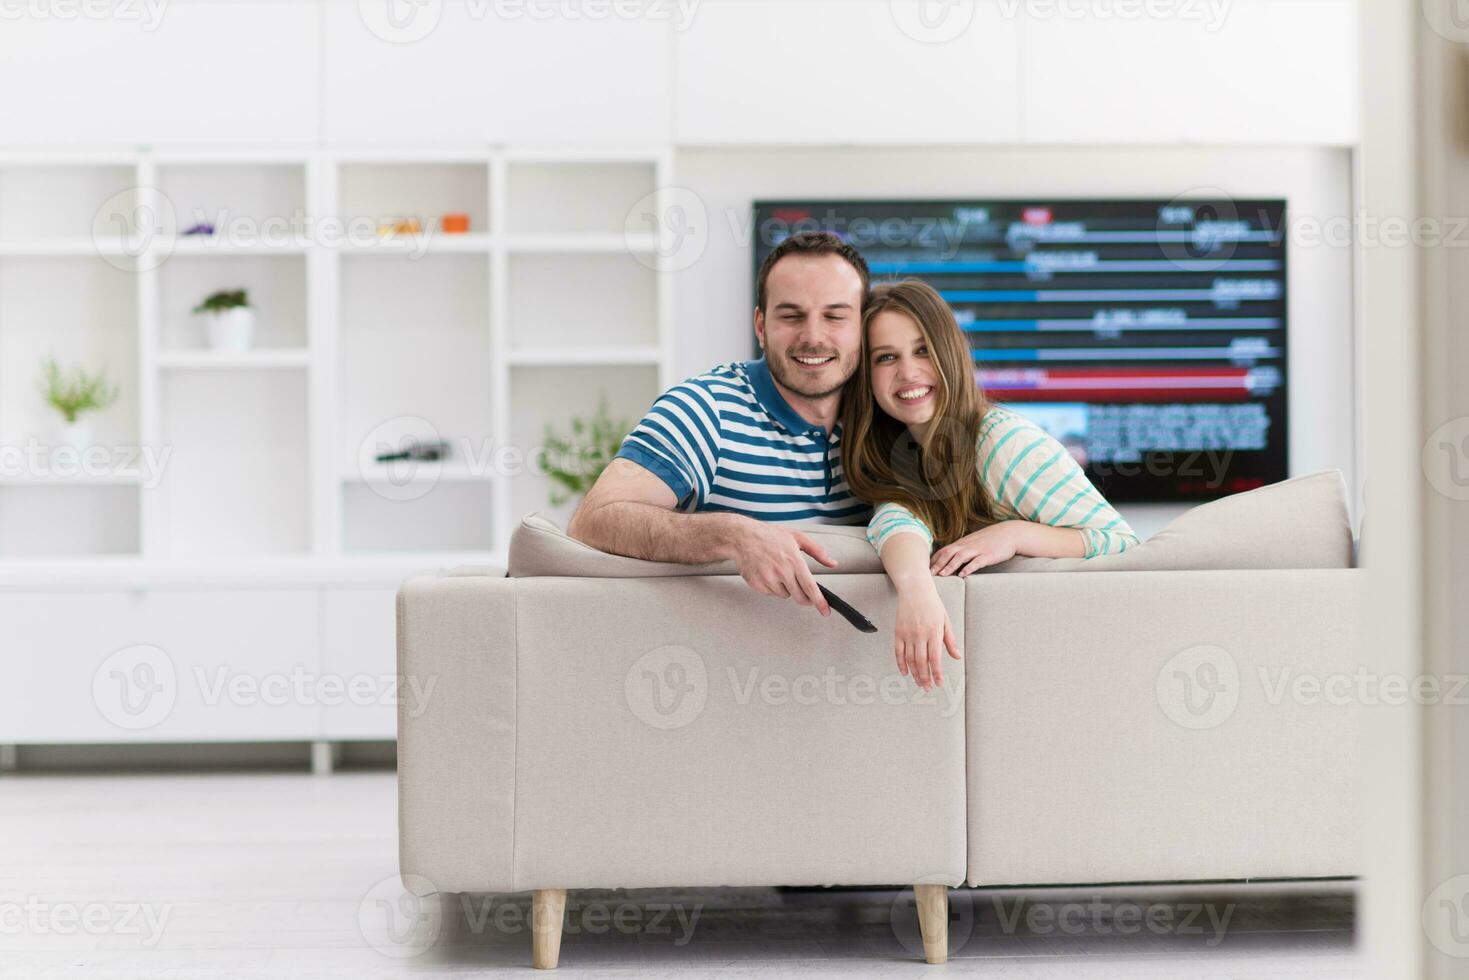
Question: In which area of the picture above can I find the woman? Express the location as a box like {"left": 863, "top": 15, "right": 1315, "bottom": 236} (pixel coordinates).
{"left": 840, "top": 279, "right": 1139, "bottom": 691}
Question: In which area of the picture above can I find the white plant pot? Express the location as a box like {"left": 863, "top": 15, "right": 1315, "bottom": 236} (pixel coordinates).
{"left": 58, "top": 418, "right": 92, "bottom": 452}
{"left": 203, "top": 307, "right": 256, "bottom": 353}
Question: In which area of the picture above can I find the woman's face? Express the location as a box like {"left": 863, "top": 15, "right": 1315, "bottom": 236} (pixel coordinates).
{"left": 868, "top": 308, "right": 941, "bottom": 432}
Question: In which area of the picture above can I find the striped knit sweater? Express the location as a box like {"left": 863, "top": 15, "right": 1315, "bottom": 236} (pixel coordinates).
{"left": 867, "top": 406, "right": 1140, "bottom": 559}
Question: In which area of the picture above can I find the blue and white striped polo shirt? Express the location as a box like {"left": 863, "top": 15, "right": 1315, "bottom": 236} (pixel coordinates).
{"left": 616, "top": 359, "right": 871, "bottom": 524}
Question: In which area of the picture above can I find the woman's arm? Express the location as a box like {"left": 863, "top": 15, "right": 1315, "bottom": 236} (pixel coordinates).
{"left": 867, "top": 503, "right": 960, "bottom": 691}
{"left": 977, "top": 409, "right": 1140, "bottom": 557}
{"left": 929, "top": 408, "right": 1141, "bottom": 575}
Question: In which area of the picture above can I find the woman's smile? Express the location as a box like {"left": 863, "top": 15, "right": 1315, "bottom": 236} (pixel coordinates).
{"left": 894, "top": 383, "right": 934, "bottom": 406}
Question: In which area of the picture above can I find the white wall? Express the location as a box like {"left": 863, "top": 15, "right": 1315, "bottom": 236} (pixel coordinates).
{"left": 0, "top": 0, "right": 1358, "bottom": 149}
{"left": 672, "top": 145, "right": 1358, "bottom": 537}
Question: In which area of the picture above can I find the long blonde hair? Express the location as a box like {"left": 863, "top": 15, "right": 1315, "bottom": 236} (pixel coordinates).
{"left": 840, "top": 279, "right": 997, "bottom": 546}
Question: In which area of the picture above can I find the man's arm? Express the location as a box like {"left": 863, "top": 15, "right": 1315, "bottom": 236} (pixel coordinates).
{"left": 567, "top": 459, "right": 836, "bottom": 615}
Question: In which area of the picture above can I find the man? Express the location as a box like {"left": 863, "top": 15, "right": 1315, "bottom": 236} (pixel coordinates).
{"left": 567, "top": 231, "right": 870, "bottom": 618}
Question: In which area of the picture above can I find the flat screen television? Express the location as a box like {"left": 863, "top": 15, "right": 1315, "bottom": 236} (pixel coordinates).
{"left": 752, "top": 199, "right": 1288, "bottom": 503}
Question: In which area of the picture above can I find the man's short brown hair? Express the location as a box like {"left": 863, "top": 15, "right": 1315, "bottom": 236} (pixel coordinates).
{"left": 755, "top": 231, "right": 871, "bottom": 313}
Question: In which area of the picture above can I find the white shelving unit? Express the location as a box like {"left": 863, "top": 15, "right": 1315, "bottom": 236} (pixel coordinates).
{"left": 0, "top": 145, "right": 674, "bottom": 757}
{"left": 0, "top": 144, "right": 675, "bottom": 566}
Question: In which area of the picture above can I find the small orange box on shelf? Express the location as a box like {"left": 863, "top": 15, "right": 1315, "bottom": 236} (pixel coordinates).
{"left": 441, "top": 213, "right": 471, "bottom": 234}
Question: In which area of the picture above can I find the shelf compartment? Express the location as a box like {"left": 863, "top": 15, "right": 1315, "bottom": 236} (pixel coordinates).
{"left": 508, "top": 363, "right": 659, "bottom": 530}
{"left": 159, "top": 253, "right": 308, "bottom": 351}
{"left": 341, "top": 481, "right": 494, "bottom": 554}
{"left": 0, "top": 256, "right": 139, "bottom": 452}
{"left": 507, "top": 251, "right": 657, "bottom": 352}
{"left": 0, "top": 484, "right": 139, "bottom": 556}
{"left": 0, "top": 164, "right": 139, "bottom": 241}
{"left": 156, "top": 163, "right": 307, "bottom": 243}
{"left": 339, "top": 252, "right": 490, "bottom": 471}
{"left": 155, "top": 370, "right": 311, "bottom": 557}
{"left": 339, "top": 162, "right": 490, "bottom": 238}
{"left": 505, "top": 161, "right": 657, "bottom": 235}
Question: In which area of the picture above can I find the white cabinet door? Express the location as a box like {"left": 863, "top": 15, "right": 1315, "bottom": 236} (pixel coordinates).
{"left": 1022, "top": 0, "right": 1359, "bottom": 145}
{"left": 320, "top": 588, "right": 401, "bottom": 741}
{"left": 1, "top": 593, "right": 150, "bottom": 743}
{"left": 0, "top": 590, "right": 322, "bottom": 743}
{"left": 674, "top": 0, "right": 1022, "bottom": 145}
{"left": 323, "top": 0, "right": 672, "bottom": 143}
{"left": 0, "top": 2, "right": 320, "bottom": 144}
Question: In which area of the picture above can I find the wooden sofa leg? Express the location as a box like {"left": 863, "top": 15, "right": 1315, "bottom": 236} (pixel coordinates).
{"left": 532, "top": 888, "right": 567, "bottom": 969}
{"left": 914, "top": 884, "right": 949, "bottom": 964}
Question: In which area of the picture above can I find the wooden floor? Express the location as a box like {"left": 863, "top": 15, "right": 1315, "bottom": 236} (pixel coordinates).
{"left": 0, "top": 771, "right": 1360, "bottom": 978}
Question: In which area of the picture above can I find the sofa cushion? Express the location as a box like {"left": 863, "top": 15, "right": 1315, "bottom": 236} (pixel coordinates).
{"left": 987, "top": 469, "right": 1354, "bottom": 573}
{"left": 506, "top": 512, "right": 884, "bottom": 578}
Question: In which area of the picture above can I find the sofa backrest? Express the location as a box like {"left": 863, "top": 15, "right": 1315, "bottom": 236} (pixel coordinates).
{"left": 987, "top": 469, "right": 1355, "bottom": 573}
{"left": 499, "top": 469, "right": 1355, "bottom": 578}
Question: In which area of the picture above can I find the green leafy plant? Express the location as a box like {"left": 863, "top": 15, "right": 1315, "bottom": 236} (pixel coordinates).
{"left": 192, "top": 289, "right": 249, "bottom": 314}
{"left": 541, "top": 396, "right": 631, "bottom": 507}
{"left": 37, "top": 357, "right": 119, "bottom": 424}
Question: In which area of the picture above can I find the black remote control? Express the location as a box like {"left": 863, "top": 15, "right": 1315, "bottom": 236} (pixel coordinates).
{"left": 818, "top": 584, "right": 878, "bottom": 633}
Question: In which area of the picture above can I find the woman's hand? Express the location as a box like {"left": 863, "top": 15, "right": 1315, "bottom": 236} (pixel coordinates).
{"left": 930, "top": 521, "right": 1026, "bottom": 577}
{"left": 894, "top": 583, "right": 961, "bottom": 692}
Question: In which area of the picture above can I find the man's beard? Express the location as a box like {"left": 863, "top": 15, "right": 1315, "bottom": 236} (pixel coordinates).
{"left": 766, "top": 349, "right": 857, "bottom": 401}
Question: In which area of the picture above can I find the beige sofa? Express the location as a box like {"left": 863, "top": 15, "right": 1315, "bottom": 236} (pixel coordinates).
{"left": 396, "top": 471, "right": 1361, "bottom": 968}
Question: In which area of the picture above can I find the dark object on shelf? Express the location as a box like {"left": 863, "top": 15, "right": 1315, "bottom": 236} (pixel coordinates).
{"left": 182, "top": 222, "right": 216, "bottom": 236}
{"left": 818, "top": 585, "right": 877, "bottom": 634}
{"left": 375, "top": 438, "right": 452, "bottom": 464}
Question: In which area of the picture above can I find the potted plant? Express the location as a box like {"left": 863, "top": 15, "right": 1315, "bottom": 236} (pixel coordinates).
{"left": 193, "top": 288, "right": 255, "bottom": 352}
{"left": 37, "top": 356, "right": 119, "bottom": 451}
{"left": 540, "top": 396, "right": 630, "bottom": 508}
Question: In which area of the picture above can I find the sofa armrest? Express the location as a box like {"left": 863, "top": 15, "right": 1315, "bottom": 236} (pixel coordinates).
{"left": 397, "top": 571, "right": 518, "bottom": 893}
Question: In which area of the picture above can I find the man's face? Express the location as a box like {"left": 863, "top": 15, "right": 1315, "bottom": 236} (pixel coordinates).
{"left": 756, "top": 253, "right": 865, "bottom": 400}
